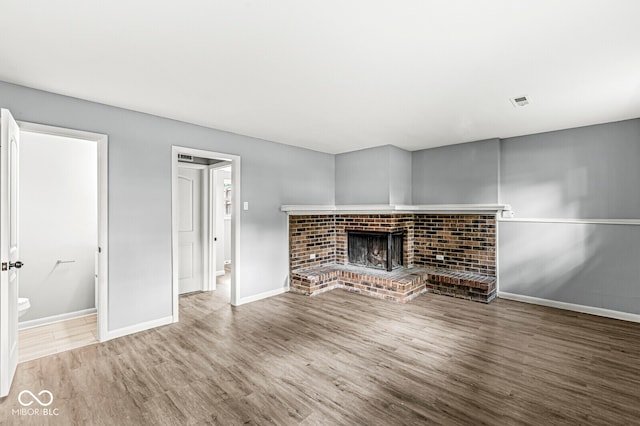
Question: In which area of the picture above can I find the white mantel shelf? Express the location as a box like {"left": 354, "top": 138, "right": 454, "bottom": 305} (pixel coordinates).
{"left": 281, "top": 204, "right": 512, "bottom": 215}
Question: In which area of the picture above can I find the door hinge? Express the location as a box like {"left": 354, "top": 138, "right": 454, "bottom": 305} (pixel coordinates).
{"left": 98, "top": 247, "right": 102, "bottom": 253}
{"left": 1, "top": 262, "right": 7, "bottom": 271}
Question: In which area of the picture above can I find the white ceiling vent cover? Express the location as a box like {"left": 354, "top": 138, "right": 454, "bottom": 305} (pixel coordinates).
{"left": 178, "top": 153, "right": 194, "bottom": 162}
{"left": 510, "top": 96, "right": 530, "bottom": 107}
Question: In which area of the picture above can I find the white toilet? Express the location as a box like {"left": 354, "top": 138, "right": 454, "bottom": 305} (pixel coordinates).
{"left": 18, "top": 297, "right": 30, "bottom": 319}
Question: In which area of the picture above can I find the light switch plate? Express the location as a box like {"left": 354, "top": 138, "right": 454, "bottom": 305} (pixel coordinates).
{"left": 243, "top": 201, "right": 249, "bottom": 210}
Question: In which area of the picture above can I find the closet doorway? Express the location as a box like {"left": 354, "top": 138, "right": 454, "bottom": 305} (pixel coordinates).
{"left": 171, "top": 147, "right": 241, "bottom": 322}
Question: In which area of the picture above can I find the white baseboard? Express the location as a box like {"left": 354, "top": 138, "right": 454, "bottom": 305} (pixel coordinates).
{"left": 237, "top": 287, "right": 288, "bottom": 306}
{"left": 216, "top": 270, "right": 225, "bottom": 276}
{"left": 498, "top": 291, "right": 640, "bottom": 324}
{"left": 105, "top": 315, "right": 173, "bottom": 341}
{"left": 19, "top": 308, "right": 97, "bottom": 330}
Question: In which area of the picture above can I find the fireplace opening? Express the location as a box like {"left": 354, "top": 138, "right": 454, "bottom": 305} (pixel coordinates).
{"left": 347, "top": 230, "right": 404, "bottom": 272}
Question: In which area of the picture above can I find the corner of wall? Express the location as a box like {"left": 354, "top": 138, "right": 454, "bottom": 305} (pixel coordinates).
{"left": 497, "top": 138, "right": 502, "bottom": 204}
{"left": 388, "top": 145, "right": 412, "bottom": 205}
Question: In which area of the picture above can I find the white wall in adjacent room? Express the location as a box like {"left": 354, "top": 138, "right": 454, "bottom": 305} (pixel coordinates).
{"left": 19, "top": 131, "right": 97, "bottom": 322}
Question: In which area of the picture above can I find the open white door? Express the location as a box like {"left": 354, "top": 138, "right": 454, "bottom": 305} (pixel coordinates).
{"left": 0, "top": 109, "right": 21, "bottom": 397}
{"left": 177, "top": 167, "right": 204, "bottom": 294}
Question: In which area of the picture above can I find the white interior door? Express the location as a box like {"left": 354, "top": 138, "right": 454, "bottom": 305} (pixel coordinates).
{"left": 178, "top": 167, "right": 203, "bottom": 294}
{"left": 0, "top": 109, "right": 21, "bottom": 397}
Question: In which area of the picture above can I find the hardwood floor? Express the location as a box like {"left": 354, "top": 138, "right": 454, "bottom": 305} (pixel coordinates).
{"left": 18, "top": 314, "right": 98, "bottom": 363}
{"left": 1, "top": 275, "right": 640, "bottom": 425}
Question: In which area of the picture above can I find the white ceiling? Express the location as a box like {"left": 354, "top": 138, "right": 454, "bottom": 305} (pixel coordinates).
{"left": 1, "top": 1, "right": 639, "bottom": 154}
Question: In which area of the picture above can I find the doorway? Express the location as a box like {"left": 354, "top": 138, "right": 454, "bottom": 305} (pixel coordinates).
{"left": 18, "top": 121, "right": 109, "bottom": 342}
{"left": 17, "top": 129, "right": 101, "bottom": 362}
{"left": 171, "top": 146, "right": 241, "bottom": 321}
{"left": 212, "top": 165, "right": 233, "bottom": 284}
{"left": 2, "top": 116, "right": 108, "bottom": 372}
{"left": 0, "top": 111, "right": 108, "bottom": 396}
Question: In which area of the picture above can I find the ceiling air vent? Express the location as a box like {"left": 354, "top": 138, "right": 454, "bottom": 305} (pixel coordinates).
{"left": 178, "top": 153, "right": 194, "bottom": 162}
{"left": 510, "top": 95, "right": 530, "bottom": 107}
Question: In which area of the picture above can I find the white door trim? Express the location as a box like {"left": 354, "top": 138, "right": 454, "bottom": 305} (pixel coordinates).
{"left": 171, "top": 146, "right": 241, "bottom": 322}
{"left": 177, "top": 162, "right": 207, "bottom": 170}
{"left": 208, "top": 161, "right": 232, "bottom": 287}
{"left": 202, "top": 166, "right": 211, "bottom": 292}
{"left": 207, "top": 166, "right": 215, "bottom": 291}
{"left": 17, "top": 121, "right": 109, "bottom": 342}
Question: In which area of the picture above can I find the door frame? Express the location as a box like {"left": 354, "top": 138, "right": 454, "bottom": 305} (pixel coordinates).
{"left": 209, "top": 161, "right": 232, "bottom": 289}
{"left": 171, "top": 146, "right": 241, "bottom": 321}
{"left": 17, "top": 121, "right": 109, "bottom": 342}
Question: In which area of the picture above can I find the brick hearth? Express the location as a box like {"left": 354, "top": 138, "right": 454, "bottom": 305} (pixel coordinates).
{"left": 290, "top": 264, "right": 429, "bottom": 303}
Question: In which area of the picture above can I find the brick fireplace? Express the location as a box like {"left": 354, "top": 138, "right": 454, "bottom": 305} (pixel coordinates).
{"left": 288, "top": 213, "right": 497, "bottom": 303}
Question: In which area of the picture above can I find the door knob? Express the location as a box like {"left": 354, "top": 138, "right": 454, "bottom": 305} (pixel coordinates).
{"left": 9, "top": 261, "right": 23, "bottom": 269}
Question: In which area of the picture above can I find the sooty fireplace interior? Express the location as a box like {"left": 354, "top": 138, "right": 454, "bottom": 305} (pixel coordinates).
{"left": 347, "top": 230, "right": 404, "bottom": 272}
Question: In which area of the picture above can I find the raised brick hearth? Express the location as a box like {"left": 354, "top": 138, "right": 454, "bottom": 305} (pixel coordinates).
{"left": 427, "top": 269, "right": 496, "bottom": 303}
{"left": 290, "top": 264, "right": 429, "bottom": 303}
{"left": 288, "top": 213, "right": 497, "bottom": 303}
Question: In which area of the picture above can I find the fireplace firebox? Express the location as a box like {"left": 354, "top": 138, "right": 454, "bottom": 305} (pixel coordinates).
{"left": 347, "top": 230, "right": 404, "bottom": 272}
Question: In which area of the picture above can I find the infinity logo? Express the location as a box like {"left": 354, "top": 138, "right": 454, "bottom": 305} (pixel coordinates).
{"left": 18, "top": 390, "right": 54, "bottom": 407}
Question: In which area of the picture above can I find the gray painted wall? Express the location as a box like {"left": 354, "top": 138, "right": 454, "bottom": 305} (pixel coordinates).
{"left": 335, "top": 145, "right": 390, "bottom": 204}
{"left": 501, "top": 120, "right": 640, "bottom": 219}
{"left": 499, "top": 221, "right": 640, "bottom": 315}
{"left": 0, "top": 81, "right": 334, "bottom": 330}
{"left": 335, "top": 144, "right": 412, "bottom": 205}
{"left": 409, "top": 120, "right": 640, "bottom": 316}
{"left": 498, "top": 119, "right": 640, "bottom": 315}
{"left": 412, "top": 139, "right": 500, "bottom": 204}
{"left": 388, "top": 145, "right": 412, "bottom": 205}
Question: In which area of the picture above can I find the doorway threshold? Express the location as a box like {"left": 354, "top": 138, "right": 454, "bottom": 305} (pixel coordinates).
{"left": 18, "top": 314, "right": 97, "bottom": 363}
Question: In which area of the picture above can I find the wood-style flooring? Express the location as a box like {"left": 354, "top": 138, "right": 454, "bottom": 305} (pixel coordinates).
{"left": 18, "top": 314, "right": 97, "bottom": 363}
{"left": 1, "top": 273, "right": 639, "bottom": 425}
